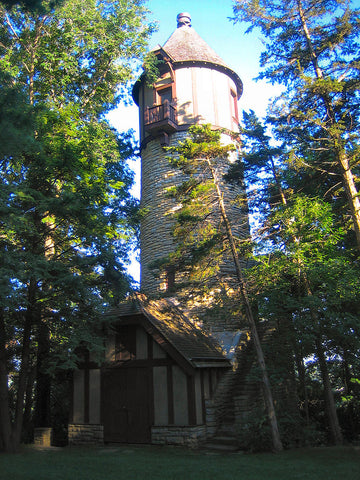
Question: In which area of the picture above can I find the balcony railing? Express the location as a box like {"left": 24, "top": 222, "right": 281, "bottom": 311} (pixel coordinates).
{"left": 144, "top": 100, "right": 178, "bottom": 134}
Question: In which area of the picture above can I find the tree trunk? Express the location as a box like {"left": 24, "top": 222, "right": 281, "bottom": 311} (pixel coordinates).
{"left": 315, "top": 337, "right": 343, "bottom": 445}
{"left": 337, "top": 151, "right": 360, "bottom": 249}
{"left": 34, "top": 322, "right": 51, "bottom": 428}
{"left": 22, "top": 366, "right": 36, "bottom": 443}
{"left": 297, "top": 0, "right": 360, "bottom": 250}
{"left": 293, "top": 343, "right": 310, "bottom": 425}
{"left": 301, "top": 271, "right": 343, "bottom": 445}
{"left": 269, "top": 155, "right": 287, "bottom": 206}
{"left": 207, "top": 158, "right": 283, "bottom": 453}
{"left": 0, "top": 311, "right": 16, "bottom": 453}
{"left": 342, "top": 349, "right": 352, "bottom": 396}
{"left": 10, "top": 279, "right": 37, "bottom": 451}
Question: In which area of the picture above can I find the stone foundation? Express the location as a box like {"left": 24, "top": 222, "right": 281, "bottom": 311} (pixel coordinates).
{"left": 68, "top": 424, "right": 104, "bottom": 445}
{"left": 205, "top": 400, "right": 217, "bottom": 437}
{"left": 151, "top": 425, "right": 207, "bottom": 447}
{"left": 34, "top": 427, "right": 53, "bottom": 447}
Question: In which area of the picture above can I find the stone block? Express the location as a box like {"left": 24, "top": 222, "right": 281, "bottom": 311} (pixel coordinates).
{"left": 68, "top": 424, "right": 104, "bottom": 446}
{"left": 34, "top": 427, "right": 53, "bottom": 447}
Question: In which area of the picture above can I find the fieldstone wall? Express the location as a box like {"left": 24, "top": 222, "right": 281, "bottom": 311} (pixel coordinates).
{"left": 140, "top": 130, "right": 249, "bottom": 300}
{"left": 68, "top": 424, "right": 104, "bottom": 445}
{"left": 151, "top": 425, "right": 207, "bottom": 447}
{"left": 141, "top": 130, "right": 248, "bottom": 320}
{"left": 34, "top": 427, "right": 53, "bottom": 447}
{"left": 140, "top": 131, "right": 187, "bottom": 296}
{"left": 205, "top": 399, "right": 217, "bottom": 437}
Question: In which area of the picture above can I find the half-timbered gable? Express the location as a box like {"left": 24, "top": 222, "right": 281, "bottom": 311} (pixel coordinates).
{"left": 69, "top": 295, "right": 230, "bottom": 446}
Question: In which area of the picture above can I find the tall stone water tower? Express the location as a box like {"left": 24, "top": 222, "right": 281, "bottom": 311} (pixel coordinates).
{"left": 133, "top": 13, "right": 245, "bottom": 304}
{"left": 68, "top": 14, "right": 261, "bottom": 448}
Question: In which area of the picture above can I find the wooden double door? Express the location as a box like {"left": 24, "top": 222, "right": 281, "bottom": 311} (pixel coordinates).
{"left": 102, "top": 367, "right": 151, "bottom": 443}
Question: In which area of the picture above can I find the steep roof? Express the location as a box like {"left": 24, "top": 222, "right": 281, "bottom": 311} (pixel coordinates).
{"left": 161, "top": 25, "right": 228, "bottom": 68}
{"left": 107, "top": 293, "right": 230, "bottom": 372}
{"left": 133, "top": 15, "right": 243, "bottom": 105}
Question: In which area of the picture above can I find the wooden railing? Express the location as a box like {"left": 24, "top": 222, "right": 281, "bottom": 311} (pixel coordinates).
{"left": 144, "top": 100, "right": 177, "bottom": 126}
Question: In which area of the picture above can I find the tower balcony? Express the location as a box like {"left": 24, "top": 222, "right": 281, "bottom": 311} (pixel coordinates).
{"left": 144, "top": 100, "right": 178, "bottom": 135}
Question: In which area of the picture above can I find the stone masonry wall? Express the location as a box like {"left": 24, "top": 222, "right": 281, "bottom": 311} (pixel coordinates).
{"left": 140, "top": 131, "right": 187, "bottom": 296}
{"left": 140, "top": 131, "right": 249, "bottom": 296}
{"left": 34, "top": 427, "right": 53, "bottom": 447}
{"left": 68, "top": 424, "right": 104, "bottom": 445}
{"left": 151, "top": 425, "right": 207, "bottom": 447}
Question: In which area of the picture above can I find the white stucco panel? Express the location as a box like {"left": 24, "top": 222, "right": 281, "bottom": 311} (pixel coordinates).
{"left": 175, "top": 68, "right": 194, "bottom": 124}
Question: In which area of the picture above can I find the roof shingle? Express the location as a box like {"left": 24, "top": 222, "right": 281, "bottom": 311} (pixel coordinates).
{"left": 162, "top": 25, "right": 228, "bottom": 68}
{"left": 108, "top": 294, "right": 230, "bottom": 370}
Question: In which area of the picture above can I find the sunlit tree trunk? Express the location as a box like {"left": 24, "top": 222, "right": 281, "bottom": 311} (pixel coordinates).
{"left": 296, "top": 0, "right": 360, "bottom": 249}
{"left": 207, "top": 158, "right": 283, "bottom": 453}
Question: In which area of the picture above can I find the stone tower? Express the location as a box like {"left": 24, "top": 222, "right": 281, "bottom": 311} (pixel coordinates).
{"left": 133, "top": 13, "right": 245, "bottom": 302}
{"left": 68, "top": 15, "right": 269, "bottom": 448}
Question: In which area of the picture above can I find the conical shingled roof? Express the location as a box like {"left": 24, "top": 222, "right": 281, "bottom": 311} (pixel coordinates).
{"left": 162, "top": 25, "right": 228, "bottom": 68}
{"left": 158, "top": 19, "right": 242, "bottom": 98}
{"left": 133, "top": 14, "right": 243, "bottom": 104}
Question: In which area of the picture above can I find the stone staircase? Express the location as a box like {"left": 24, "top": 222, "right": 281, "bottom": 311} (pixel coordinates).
{"left": 201, "top": 433, "right": 240, "bottom": 454}
{"left": 204, "top": 322, "right": 275, "bottom": 452}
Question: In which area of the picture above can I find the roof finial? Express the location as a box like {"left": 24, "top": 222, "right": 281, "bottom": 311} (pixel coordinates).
{"left": 177, "top": 12, "right": 191, "bottom": 28}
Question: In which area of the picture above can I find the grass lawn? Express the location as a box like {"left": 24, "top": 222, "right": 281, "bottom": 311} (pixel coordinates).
{"left": 0, "top": 444, "right": 359, "bottom": 480}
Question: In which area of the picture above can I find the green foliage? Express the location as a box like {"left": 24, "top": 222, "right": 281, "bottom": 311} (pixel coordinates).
{"left": 227, "top": 110, "right": 287, "bottom": 218}
{"left": 237, "top": 407, "right": 273, "bottom": 452}
{"left": 0, "top": 0, "right": 153, "bottom": 451}
{"left": 231, "top": 2, "right": 360, "bottom": 445}
{"left": 237, "top": 405, "right": 324, "bottom": 452}
{"left": 143, "top": 51, "right": 162, "bottom": 87}
{"left": 248, "top": 195, "right": 360, "bottom": 443}
{"left": 233, "top": 0, "right": 360, "bottom": 249}
{"left": 161, "top": 125, "right": 240, "bottom": 288}
{"left": 1, "top": 0, "right": 50, "bottom": 11}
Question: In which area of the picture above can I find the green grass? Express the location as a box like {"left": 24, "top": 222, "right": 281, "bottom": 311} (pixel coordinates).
{"left": 0, "top": 445, "right": 359, "bottom": 480}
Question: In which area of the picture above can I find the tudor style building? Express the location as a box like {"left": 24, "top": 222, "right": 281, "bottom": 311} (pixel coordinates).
{"left": 69, "top": 295, "right": 231, "bottom": 445}
{"left": 68, "top": 13, "right": 258, "bottom": 447}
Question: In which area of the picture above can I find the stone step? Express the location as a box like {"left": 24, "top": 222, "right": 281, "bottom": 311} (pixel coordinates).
{"left": 209, "top": 435, "right": 238, "bottom": 445}
{"left": 201, "top": 435, "right": 239, "bottom": 453}
{"left": 216, "top": 423, "right": 236, "bottom": 435}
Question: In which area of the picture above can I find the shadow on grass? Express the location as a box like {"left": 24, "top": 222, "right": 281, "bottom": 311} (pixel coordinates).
{"left": 0, "top": 445, "right": 359, "bottom": 480}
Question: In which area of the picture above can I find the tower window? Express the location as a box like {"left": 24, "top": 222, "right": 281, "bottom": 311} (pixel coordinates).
{"left": 230, "top": 89, "right": 239, "bottom": 123}
{"left": 157, "top": 87, "right": 172, "bottom": 105}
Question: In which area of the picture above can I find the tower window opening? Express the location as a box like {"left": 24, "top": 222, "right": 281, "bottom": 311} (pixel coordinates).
{"left": 156, "top": 86, "right": 173, "bottom": 105}
{"left": 230, "top": 89, "right": 239, "bottom": 123}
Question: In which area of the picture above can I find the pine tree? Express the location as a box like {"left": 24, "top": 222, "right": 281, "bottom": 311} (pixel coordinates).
{"left": 233, "top": 0, "right": 360, "bottom": 250}
{"left": 165, "top": 124, "right": 283, "bottom": 453}
{"left": 234, "top": 111, "right": 359, "bottom": 444}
